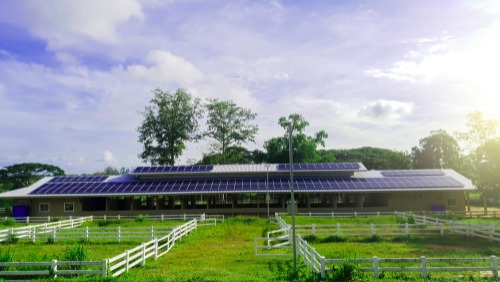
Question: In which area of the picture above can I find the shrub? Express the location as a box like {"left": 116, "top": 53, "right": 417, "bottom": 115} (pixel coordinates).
{"left": 407, "top": 214, "right": 416, "bottom": 224}
{"left": 50, "top": 217, "right": 63, "bottom": 222}
{"left": 63, "top": 244, "right": 88, "bottom": 270}
{"left": 0, "top": 249, "right": 13, "bottom": 271}
{"left": 96, "top": 219, "right": 121, "bottom": 227}
{"left": 135, "top": 214, "right": 149, "bottom": 222}
{"left": 302, "top": 234, "right": 318, "bottom": 243}
{"left": 1, "top": 217, "right": 17, "bottom": 226}
{"left": 7, "top": 233, "right": 18, "bottom": 243}
{"left": 329, "top": 261, "right": 361, "bottom": 282}
{"left": 365, "top": 234, "right": 384, "bottom": 243}
{"left": 322, "top": 235, "right": 346, "bottom": 243}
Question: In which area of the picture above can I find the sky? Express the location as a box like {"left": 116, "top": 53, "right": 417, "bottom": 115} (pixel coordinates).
{"left": 1, "top": 0, "right": 499, "bottom": 174}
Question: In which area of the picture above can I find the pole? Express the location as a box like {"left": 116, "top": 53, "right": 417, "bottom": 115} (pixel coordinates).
{"left": 266, "top": 165, "right": 270, "bottom": 220}
{"left": 288, "top": 122, "right": 297, "bottom": 273}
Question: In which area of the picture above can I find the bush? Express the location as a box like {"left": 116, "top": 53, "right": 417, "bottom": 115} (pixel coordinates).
{"left": 328, "top": 261, "right": 361, "bottom": 282}
{"left": 50, "top": 217, "right": 63, "bottom": 222}
{"left": 96, "top": 219, "right": 121, "bottom": 227}
{"left": 322, "top": 235, "right": 346, "bottom": 243}
{"left": 135, "top": 214, "right": 149, "bottom": 222}
{"left": 0, "top": 249, "right": 13, "bottom": 271}
{"left": 63, "top": 244, "right": 88, "bottom": 270}
{"left": 302, "top": 235, "right": 318, "bottom": 243}
{"left": 7, "top": 233, "right": 18, "bottom": 243}
{"left": 365, "top": 234, "right": 384, "bottom": 243}
{"left": 1, "top": 217, "right": 17, "bottom": 226}
{"left": 407, "top": 214, "right": 416, "bottom": 224}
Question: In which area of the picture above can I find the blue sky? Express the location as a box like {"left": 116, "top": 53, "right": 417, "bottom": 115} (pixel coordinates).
{"left": 1, "top": 0, "right": 499, "bottom": 174}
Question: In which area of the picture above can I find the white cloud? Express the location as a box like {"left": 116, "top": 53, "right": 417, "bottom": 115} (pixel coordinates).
{"left": 8, "top": 0, "right": 144, "bottom": 49}
{"left": 126, "top": 50, "right": 204, "bottom": 85}
{"left": 103, "top": 150, "right": 116, "bottom": 163}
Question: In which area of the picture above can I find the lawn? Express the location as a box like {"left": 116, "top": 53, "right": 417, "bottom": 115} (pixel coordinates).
{"left": 1, "top": 216, "right": 500, "bottom": 281}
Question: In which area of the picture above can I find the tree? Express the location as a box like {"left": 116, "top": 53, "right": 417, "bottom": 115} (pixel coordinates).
{"left": 198, "top": 147, "right": 265, "bottom": 164}
{"left": 456, "top": 111, "right": 499, "bottom": 153}
{"left": 329, "top": 147, "right": 412, "bottom": 170}
{"left": 204, "top": 99, "right": 258, "bottom": 164}
{"left": 265, "top": 114, "right": 333, "bottom": 163}
{"left": 0, "top": 163, "right": 65, "bottom": 190}
{"left": 137, "top": 88, "right": 203, "bottom": 165}
{"left": 412, "top": 130, "right": 460, "bottom": 169}
{"left": 475, "top": 138, "right": 500, "bottom": 212}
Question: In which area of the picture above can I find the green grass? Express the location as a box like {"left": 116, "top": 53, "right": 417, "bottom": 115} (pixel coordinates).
{"left": 1, "top": 216, "right": 500, "bottom": 281}
{"left": 282, "top": 215, "right": 405, "bottom": 225}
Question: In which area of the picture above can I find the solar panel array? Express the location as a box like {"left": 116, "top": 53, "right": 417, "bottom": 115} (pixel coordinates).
{"left": 30, "top": 176, "right": 463, "bottom": 196}
{"left": 277, "top": 163, "right": 362, "bottom": 171}
{"left": 381, "top": 170, "right": 446, "bottom": 177}
{"left": 48, "top": 176, "right": 108, "bottom": 183}
{"left": 131, "top": 165, "right": 214, "bottom": 174}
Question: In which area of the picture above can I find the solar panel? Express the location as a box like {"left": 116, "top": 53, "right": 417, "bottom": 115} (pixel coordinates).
{"left": 277, "top": 163, "right": 363, "bottom": 171}
{"left": 130, "top": 165, "right": 214, "bottom": 174}
{"left": 48, "top": 176, "right": 108, "bottom": 183}
{"left": 381, "top": 170, "right": 446, "bottom": 177}
{"left": 29, "top": 175, "right": 464, "bottom": 196}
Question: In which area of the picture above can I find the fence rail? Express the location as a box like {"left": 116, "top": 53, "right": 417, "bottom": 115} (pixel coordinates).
{"left": 259, "top": 213, "right": 500, "bottom": 279}
{"left": 0, "top": 260, "right": 107, "bottom": 278}
{"left": 0, "top": 216, "right": 92, "bottom": 242}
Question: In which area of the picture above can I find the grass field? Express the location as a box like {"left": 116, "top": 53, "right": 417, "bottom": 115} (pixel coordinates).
{"left": 1, "top": 216, "right": 500, "bottom": 281}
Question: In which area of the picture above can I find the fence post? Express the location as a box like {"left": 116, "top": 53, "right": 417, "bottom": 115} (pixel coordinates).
{"left": 312, "top": 224, "right": 316, "bottom": 235}
{"left": 490, "top": 225, "right": 494, "bottom": 242}
{"left": 31, "top": 226, "right": 36, "bottom": 243}
{"left": 125, "top": 250, "right": 129, "bottom": 272}
{"left": 161, "top": 214, "right": 164, "bottom": 222}
{"left": 26, "top": 216, "right": 29, "bottom": 224}
{"left": 48, "top": 215, "right": 50, "bottom": 222}
{"left": 377, "top": 211, "right": 380, "bottom": 216}
{"left": 154, "top": 237, "right": 158, "bottom": 260}
{"left": 331, "top": 211, "right": 334, "bottom": 218}
{"left": 102, "top": 259, "right": 108, "bottom": 277}
{"left": 321, "top": 256, "right": 326, "bottom": 278}
{"left": 85, "top": 227, "right": 89, "bottom": 241}
{"left": 141, "top": 243, "right": 146, "bottom": 266}
{"left": 183, "top": 214, "right": 186, "bottom": 221}
{"left": 373, "top": 256, "right": 379, "bottom": 278}
{"left": 420, "top": 256, "right": 427, "bottom": 278}
{"left": 117, "top": 214, "right": 120, "bottom": 220}
{"left": 370, "top": 223, "right": 374, "bottom": 235}
{"left": 405, "top": 223, "right": 409, "bottom": 236}
{"left": 52, "top": 227, "right": 56, "bottom": 242}
{"left": 104, "top": 214, "right": 107, "bottom": 221}
{"left": 117, "top": 227, "right": 121, "bottom": 243}
{"left": 492, "top": 255, "right": 498, "bottom": 280}
{"left": 337, "top": 223, "right": 340, "bottom": 236}
{"left": 150, "top": 226, "right": 154, "bottom": 240}
{"left": 440, "top": 223, "right": 444, "bottom": 236}
{"left": 51, "top": 259, "right": 58, "bottom": 278}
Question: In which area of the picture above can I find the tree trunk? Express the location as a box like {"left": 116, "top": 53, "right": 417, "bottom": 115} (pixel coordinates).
{"left": 483, "top": 193, "right": 488, "bottom": 215}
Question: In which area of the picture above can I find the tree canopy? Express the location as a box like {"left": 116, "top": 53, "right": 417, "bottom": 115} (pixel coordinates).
{"left": 0, "top": 163, "right": 65, "bottom": 190}
{"left": 204, "top": 99, "right": 258, "bottom": 164}
{"left": 329, "top": 147, "right": 412, "bottom": 170}
{"left": 412, "top": 129, "right": 460, "bottom": 169}
{"left": 137, "top": 88, "right": 203, "bottom": 165}
{"left": 265, "top": 114, "right": 334, "bottom": 163}
{"left": 476, "top": 138, "right": 500, "bottom": 195}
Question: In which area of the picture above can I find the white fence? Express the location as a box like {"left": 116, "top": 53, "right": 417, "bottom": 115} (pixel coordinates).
{"left": 0, "top": 260, "right": 107, "bottom": 279}
{"left": 0, "top": 216, "right": 92, "bottom": 242}
{"left": 0, "top": 219, "right": 200, "bottom": 279}
{"left": 256, "top": 213, "right": 500, "bottom": 279}
{"left": 107, "top": 219, "right": 198, "bottom": 277}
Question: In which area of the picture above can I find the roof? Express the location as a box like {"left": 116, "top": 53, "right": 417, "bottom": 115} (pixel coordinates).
{"left": 0, "top": 163, "right": 475, "bottom": 198}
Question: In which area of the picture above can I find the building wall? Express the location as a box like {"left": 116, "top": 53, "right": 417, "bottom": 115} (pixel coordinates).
{"left": 12, "top": 190, "right": 467, "bottom": 217}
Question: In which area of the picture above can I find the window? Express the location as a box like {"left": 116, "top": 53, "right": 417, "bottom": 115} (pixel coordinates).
{"left": 39, "top": 203, "right": 49, "bottom": 212}
{"left": 447, "top": 198, "right": 457, "bottom": 207}
{"left": 64, "top": 202, "right": 75, "bottom": 212}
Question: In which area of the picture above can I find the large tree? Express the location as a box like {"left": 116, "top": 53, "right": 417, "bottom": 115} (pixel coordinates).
{"left": 0, "top": 163, "right": 65, "bottom": 190}
{"left": 412, "top": 129, "right": 460, "bottom": 169}
{"left": 456, "top": 111, "right": 499, "bottom": 153}
{"left": 204, "top": 99, "right": 258, "bottom": 164}
{"left": 198, "top": 147, "right": 265, "bottom": 165}
{"left": 265, "top": 114, "right": 334, "bottom": 163}
{"left": 137, "top": 88, "right": 203, "bottom": 165}
{"left": 329, "top": 147, "right": 412, "bottom": 170}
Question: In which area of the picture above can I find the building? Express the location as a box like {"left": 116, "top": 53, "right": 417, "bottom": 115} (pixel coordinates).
{"left": 0, "top": 163, "right": 474, "bottom": 217}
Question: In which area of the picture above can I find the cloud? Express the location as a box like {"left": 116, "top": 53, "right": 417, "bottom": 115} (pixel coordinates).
{"left": 5, "top": 0, "right": 144, "bottom": 49}
{"left": 358, "top": 100, "right": 413, "bottom": 120}
{"left": 125, "top": 50, "right": 204, "bottom": 85}
{"left": 103, "top": 150, "right": 116, "bottom": 163}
